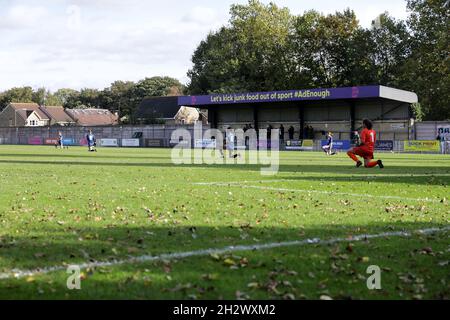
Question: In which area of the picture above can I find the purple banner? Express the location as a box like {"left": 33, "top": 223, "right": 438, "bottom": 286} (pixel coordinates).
{"left": 28, "top": 137, "right": 42, "bottom": 145}
{"left": 257, "top": 140, "right": 280, "bottom": 149}
{"left": 321, "top": 140, "right": 351, "bottom": 150}
{"left": 375, "top": 140, "right": 394, "bottom": 151}
{"left": 178, "top": 86, "right": 381, "bottom": 106}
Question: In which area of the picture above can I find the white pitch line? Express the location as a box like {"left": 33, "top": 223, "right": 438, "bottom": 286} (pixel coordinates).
{"left": 194, "top": 182, "right": 445, "bottom": 203}
{"left": 0, "top": 227, "right": 448, "bottom": 281}
{"left": 194, "top": 173, "right": 450, "bottom": 185}
{"left": 195, "top": 173, "right": 450, "bottom": 185}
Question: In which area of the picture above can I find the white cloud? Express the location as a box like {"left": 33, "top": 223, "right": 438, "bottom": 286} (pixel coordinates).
{"left": 182, "top": 6, "right": 220, "bottom": 26}
{"left": 357, "top": 3, "right": 408, "bottom": 27}
{"left": 0, "top": 0, "right": 411, "bottom": 92}
{"left": 0, "top": 5, "right": 48, "bottom": 29}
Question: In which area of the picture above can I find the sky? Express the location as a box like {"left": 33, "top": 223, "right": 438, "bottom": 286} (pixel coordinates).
{"left": 0, "top": 0, "right": 411, "bottom": 92}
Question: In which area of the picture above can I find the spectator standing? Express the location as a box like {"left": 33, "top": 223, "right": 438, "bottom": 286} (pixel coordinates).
{"left": 309, "top": 126, "right": 315, "bottom": 139}
{"left": 267, "top": 124, "right": 273, "bottom": 140}
{"left": 279, "top": 124, "right": 285, "bottom": 143}
{"left": 288, "top": 126, "right": 295, "bottom": 140}
{"left": 437, "top": 131, "right": 447, "bottom": 154}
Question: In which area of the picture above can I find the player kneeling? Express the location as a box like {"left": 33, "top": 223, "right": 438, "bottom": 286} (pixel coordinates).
{"left": 347, "top": 119, "right": 384, "bottom": 169}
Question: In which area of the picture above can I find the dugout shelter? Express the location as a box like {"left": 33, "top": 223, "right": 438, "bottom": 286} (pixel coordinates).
{"left": 139, "top": 85, "right": 418, "bottom": 141}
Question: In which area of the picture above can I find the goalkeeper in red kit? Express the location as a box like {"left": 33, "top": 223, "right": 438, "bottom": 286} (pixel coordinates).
{"left": 347, "top": 119, "right": 384, "bottom": 169}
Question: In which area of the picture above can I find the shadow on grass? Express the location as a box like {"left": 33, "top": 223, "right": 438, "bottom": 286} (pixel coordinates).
{"left": 0, "top": 153, "right": 171, "bottom": 161}
{"left": 0, "top": 159, "right": 449, "bottom": 185}
{"left": 0, "top": 222, "right": 447, "bottom": 271}
{"left": 0, "top": 222, "right": 448, "bottom": 300}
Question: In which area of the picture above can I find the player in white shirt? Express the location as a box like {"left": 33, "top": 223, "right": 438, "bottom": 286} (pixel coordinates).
{"left": 226, "top": 127, "right": 240, "bottom": 159}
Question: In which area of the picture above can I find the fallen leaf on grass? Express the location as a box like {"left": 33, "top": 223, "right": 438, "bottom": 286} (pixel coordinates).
{"left": 223, "top": 258, "right": 236, "bottom": 266}
{"left": 247, "top": 282, "right": 260, "bottom": 289}
{"left": 202, "top": 274, "right": 219, "bottom": 281}
{"left": 283, "top": 293, "right": 296, "bottom": 300}
{"left": 209, "top": 253, "right": 220, "bottom": 261}
{"left": 236, "top": 291, "right": 250, "bottom": 300}
{"left": 358, "top": 257, "right": 370, "bottom": 263}
{"left": 163, "top": 263, "right": 172, "bottom": 274}
{"left": 127, "top": 247, "right": 140, "bottom": 254}
{"left": 420, "top": 247, "right": 433, "bottom": 255}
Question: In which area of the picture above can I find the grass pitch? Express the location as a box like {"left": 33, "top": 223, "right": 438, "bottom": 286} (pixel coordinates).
{"left": 0, "top": 145, "right": 448, "bottom": 300}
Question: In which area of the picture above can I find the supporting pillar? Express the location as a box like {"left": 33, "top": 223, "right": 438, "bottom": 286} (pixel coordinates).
{"left": 253, "top": 105, "right": 259, "bottom": 131}
{"left": 350, "top": 101, "right": 356, "bottom": 137}
{"left": 208, "top": 107, "right": 217, "bottom": 129}
{"left": 299, "top": 104, "right": 305, "bottom": 140}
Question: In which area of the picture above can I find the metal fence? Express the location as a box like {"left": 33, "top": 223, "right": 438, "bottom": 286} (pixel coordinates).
{"left": 0, "top": 125, "right": 208, "bottom": 147}
{"left": 415, "top": 121, "right": 450, "bottom": 140}
{"left": 0, "top": 122, "right": 448, "bottom": 154}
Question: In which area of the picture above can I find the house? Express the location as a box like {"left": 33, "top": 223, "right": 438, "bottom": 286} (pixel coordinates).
{"left": 135, "top": 97, "right": 205, "bottom": 125}
{"left": 39, "top": 106, "right": 75, "bottom": 126}
{"left": 0, "top": 103, "right": 50, "bottom": 127}
{"left": 65, "top": 108, "right": 119, "bottom": 126}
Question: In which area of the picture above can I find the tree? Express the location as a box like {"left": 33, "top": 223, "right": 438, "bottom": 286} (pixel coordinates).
{"left": 54, "top": 88, "right": 79, "bottom": 106}
{"left": 188, "top": 28, "right": 243, "bottom": 94}
{"left": 0, "top": 87, "right": 34, "bottom": 110}
{"left": 133, "top": 77, "right": 183, "bottom": 98}
{"left": 31, "top": 87, "right": 63, "bottom": 106}
{"left": 368, "top": 13, "right": 411, "bottom": 87}
{"left": 61, "top": 88, "right": 102, "bottom": 110}
{"left": 405, "top": 0, "right": 450, "bottom": 120}
{"left": 32, "top": 87, "right": 47, "bottom": 105}
{"left": 188, "top": 3, "right": 387, "bottom": 93}
{"left": 290, "top": 10, "right": 369, "bottom": 88}
{"left": 188, "top": 0, "right": 294, "bottom": 94}
{"left": 228, "top": 0, "right": 294, "bottom": 91}
{"left": 129, "top": 77, "right": 183, "bottom": 123}
{"left": 101, "top": 81, "right": 135, "bottom": 123}
{"left": 45, "top": 93, "right": 63, "bottom": 106}
{"left": 315, "top": 9, "right": 361, "bottom": 87}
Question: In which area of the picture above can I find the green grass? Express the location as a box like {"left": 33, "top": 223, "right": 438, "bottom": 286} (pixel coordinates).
{"left": 0, "top": 145, "right": 448, "bottom": 300}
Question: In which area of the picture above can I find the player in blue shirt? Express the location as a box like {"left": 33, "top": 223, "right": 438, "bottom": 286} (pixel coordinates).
{"left": 86, "top": 130, "right": 97, "bottom": 152}
{"left": 322, "top": 132, "right": 336, "bottom": 156}
{"left": 56, "top": 131, "right": 64, "bottom": 149}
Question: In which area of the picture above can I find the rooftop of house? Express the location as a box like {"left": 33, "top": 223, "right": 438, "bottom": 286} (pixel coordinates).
{"left": 9, "top": 102, "right": 49, "bottom": 120}
{"left": 40, "top": 105, "right": 74, "bottom": 123}
{"left": 65, "top": 108, "right": 119, "bottom": 126}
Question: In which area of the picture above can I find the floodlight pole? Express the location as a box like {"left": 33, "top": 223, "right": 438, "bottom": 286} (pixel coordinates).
{"left": 118, "top": 100, "right": 121, "bottom": 124}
